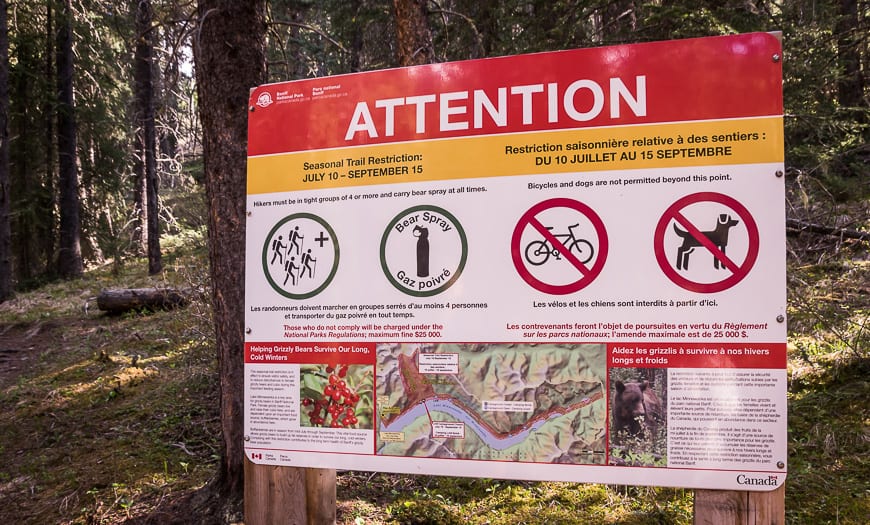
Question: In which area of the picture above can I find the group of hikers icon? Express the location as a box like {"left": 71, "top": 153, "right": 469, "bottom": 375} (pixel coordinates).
{"left": 270, "top": 226, "right": 318, "bottom": 286}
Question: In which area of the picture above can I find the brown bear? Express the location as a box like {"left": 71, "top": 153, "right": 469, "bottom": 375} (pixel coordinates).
{"left": 612, "top": 380, "right": 663, "bottom": 438}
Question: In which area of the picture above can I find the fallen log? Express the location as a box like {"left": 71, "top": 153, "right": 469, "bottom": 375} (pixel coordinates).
{"left": 97, "top": 288, "right": 189, "bottom": 314}
{"left": 786, "top": 218, "right": 870, "bottom": 242}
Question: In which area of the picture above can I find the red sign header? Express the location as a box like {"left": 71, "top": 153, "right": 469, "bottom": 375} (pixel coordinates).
{"left": 248, "top": 33, "right": 782, "bottom": 155}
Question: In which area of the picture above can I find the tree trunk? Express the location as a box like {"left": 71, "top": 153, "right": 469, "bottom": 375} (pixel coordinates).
{"left": 158, "top": 22, "right": 180, "bottom": 175}
{"left": 836, "top": 0, "right": 863, "bottom": 108}
{"left": 12, "top": 7, "right": 57, "bottom": 282}
{"left": 596, "top": 1, "right": 636, "bottom": 44}
{"left": 42, "top": 0, "right": 56, "bottom": 278}
{"left": 194, "top": 0, "right": 267, "bottom": 505}
{"left": 10, "top": 37, "right": 34, "bottom": 283}
{"left": 133, "top": 0, "right": 161, "bottom": 274}
{"left": 0, "top": 0, "right": 11, "bottom": 301}
{"left": 132, "top": 142, "right": 145, "bottom": 253}
{"left": 393, "top": 0, "right": 434, "bottom": 66}
{"left": 477, "top": 0, "right": 500, "bottom": 57}
{"left": 55, "top": 0, "right": 82, "bottom": 278}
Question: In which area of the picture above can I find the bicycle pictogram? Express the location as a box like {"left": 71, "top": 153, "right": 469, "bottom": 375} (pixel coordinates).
{"left": 511, "top": 198, "right": 608, "bottom": 295}
{"left": 523, "top": 223, "right": 594, "bottom": 266}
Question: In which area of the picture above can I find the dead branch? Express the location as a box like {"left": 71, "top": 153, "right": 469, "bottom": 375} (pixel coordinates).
{"left": 786, "top": 218, "right": 870, "bottom": 242}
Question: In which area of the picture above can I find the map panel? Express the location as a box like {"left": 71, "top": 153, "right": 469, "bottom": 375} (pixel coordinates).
{"left": 376, "top": 343, "right": 607, "bottom": 464}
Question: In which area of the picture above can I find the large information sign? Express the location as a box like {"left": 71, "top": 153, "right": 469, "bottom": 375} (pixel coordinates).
{"left": 244, "top": 33, "right": 786, "bottom": 491}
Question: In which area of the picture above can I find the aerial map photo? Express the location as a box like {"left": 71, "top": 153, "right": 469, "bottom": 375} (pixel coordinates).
{"left": 376, "top": 343, "right": 607, "bottom": 465}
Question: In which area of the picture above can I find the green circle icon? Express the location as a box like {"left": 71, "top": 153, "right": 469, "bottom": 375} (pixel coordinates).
{"left": 380, "top": 205, "right": 467, "bottom": 297}
{"left": 262, "top": 213, "right": 339, "bottom": 299}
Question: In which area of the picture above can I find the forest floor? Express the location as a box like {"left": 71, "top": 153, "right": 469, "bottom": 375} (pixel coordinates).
{"left": 0, "top": 228, "right": 868, "bottom": 524}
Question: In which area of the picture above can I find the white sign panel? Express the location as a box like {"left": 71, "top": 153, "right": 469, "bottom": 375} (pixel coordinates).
{"left": 244, "top": 33, "right": 786, "bottom": 490}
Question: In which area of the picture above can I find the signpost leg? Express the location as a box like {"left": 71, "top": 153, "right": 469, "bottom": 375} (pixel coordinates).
{"left": 305, "top": 468, "right": 337, "bottom": 525}
{"left": 693, "top": 485, "right": 785, "bottom": 525}
{"left": 244, "top": 460, "right": 308, "bottom": 524}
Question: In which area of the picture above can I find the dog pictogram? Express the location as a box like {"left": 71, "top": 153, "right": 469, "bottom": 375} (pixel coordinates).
{"left": 674, "top": 213, "right": 740, "bottom": 271}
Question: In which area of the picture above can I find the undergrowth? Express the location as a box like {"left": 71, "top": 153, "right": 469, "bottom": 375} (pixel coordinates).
{"left": 0, "top": 232, "right": 218, "bottom": 524}
{"left": 783, "top": 180, "right": 870, "bottom": 524}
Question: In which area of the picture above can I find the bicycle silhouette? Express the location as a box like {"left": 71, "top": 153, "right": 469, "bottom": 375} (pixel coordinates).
{"left": 524, "top": 223, "right": 594, "bottom": 266}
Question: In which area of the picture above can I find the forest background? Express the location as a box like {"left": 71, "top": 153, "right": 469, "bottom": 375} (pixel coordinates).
{"left": 0, "top": 0, "right": 866, "bottom": 524}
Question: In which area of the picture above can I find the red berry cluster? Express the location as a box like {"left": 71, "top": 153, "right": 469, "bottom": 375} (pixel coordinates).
{"left": 303, "top": 365, "right": 361, "bottom": 428}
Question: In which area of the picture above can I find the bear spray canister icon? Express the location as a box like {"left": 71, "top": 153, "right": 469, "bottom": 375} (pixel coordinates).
{"left": 413, "top": 225, "right": 429, "bottom": 277}
{"left": 381, "top": 204, "right": 467, "bottom": 297}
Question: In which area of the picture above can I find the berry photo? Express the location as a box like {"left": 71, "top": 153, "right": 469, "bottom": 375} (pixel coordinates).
{"left": 299, "top": 363, "right": 373, "bottom": 429}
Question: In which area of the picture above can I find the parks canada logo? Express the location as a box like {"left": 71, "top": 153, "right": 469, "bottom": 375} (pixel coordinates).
{"left": 736, "top": 474, "right": 779, "bottom": 486}
{"left": 255, "top": 92, "right": 274, "bottom": 108}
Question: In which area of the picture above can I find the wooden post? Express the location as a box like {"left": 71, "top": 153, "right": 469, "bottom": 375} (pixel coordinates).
{"left": 244, "top": 461, "right": 308, "bottom": 525}
{"left": 694, "top": 485, "right": 785, "bottom": 525}
{"left": 244, "top": 461, "right": 337, "bottom": 525}
{"left": 305, "top": 468, "right": 337, "bottom": 525}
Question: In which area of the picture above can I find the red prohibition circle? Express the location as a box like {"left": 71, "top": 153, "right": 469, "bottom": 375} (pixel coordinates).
{"left": 654, "top": 192, "right": 759, "bottom": 293}
{"left": 511, "top": 198, "right": 608, "bottom": 295}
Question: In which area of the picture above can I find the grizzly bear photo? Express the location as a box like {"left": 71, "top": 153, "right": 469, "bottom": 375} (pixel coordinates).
{"left": 609, "top": 369, "right": 668, "bottom": 467}
{"left": 612, "top": 380, "right": 663, "bottom": 438}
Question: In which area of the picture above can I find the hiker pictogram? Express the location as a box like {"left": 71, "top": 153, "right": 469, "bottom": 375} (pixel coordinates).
{"left": 301, "top": 249, "right": 317, "bottom": 279}
{"left": 288, "top": 226, "right": 304, "bottom": 256}
{"left": 283, "top": 257, "right": 299, "bottom": 286}
{"left": 262, "top": 213, "right": 339, "bottom": 299}
{"left": 381, "top": 205, "right": 467, "bottom": 297}
{"left": 654, "top": 192, "right": 759, "bottom": 294}
{"left": 511, "top": 198, "right": 608, "bottom": 295}
{"left": 271, "top": 235, "right": 287, "bottom": 265}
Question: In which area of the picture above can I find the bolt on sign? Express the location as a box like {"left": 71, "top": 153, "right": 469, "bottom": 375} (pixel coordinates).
{"left": 244, "top": 33, "right": 786, "bottom": 491}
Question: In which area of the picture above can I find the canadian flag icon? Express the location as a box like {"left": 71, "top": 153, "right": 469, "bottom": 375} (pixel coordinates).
{"left": 251, "top": 453, "right": 263, "bottom": 460}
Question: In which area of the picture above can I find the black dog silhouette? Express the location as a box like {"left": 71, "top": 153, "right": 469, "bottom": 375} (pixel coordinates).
{"left": 674, "top": 214, "right": 739, "bottom": 270}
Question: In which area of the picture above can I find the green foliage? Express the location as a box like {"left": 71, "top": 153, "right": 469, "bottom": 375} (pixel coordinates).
{"left": 786, "top": 363, "right": 870, "bottom": 524}
{"left": 2, "top": 0, "right": 203, "bottom": 286}
{"left": 378, "top": 475, "right": 692, "bottom": 524}
{"left": 788, "top": 259, "right": 870, "bottom": 365}
{"left": 0, "top": 232, "right": 217, "bottom": 524}
{"left": 8, "top": 3, "right": 58, "bottom": 283}
{"left": 784, "top": 238, "right": 870, "bottom": 524}
{"left": 779, "top": 2, "right": 869, "bottom": 195}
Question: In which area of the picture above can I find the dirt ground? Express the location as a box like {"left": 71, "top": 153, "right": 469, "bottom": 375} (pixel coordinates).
{"left": 0, "top": 313, "right": 233, "bottom": 524}
{"left": 0, "top": 320, "right": 68, "bottom": 389}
